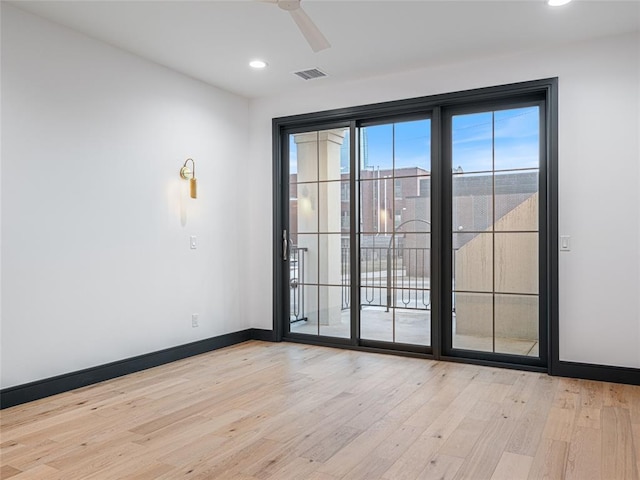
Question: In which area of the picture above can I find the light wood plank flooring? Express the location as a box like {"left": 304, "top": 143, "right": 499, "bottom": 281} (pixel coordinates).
{"left": 1, "top": 341, "right": 639, "bottom": 479}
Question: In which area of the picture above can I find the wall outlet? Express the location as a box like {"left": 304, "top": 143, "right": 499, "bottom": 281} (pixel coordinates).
{"left": 191, "top": 314, "right": 199, "bottom": 328}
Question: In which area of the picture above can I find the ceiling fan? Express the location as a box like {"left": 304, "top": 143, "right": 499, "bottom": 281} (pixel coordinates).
{"left": 263, "top": 0, "right": 331, "bottom": 52}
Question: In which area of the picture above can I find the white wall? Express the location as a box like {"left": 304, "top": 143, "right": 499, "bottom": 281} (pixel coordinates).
{"left": 1, "top": 6, "right": 637, "bottom": 391}
{"left": 248, "top": 32, "right": 640, "bottom": 369}
{"left": 1, "top": 5, "right": 250, "bottom": 388}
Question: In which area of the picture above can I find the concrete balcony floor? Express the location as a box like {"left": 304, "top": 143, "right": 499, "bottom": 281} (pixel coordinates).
{"left": 291, "top": 307, "right": 539, "bottom": 357}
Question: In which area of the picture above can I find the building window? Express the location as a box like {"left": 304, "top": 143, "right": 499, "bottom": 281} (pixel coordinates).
{"left": 341, "top": 183, "right": 350, "bottom": 202}
{"left": 394, "top": 179, "right": 402, "bottom": 199}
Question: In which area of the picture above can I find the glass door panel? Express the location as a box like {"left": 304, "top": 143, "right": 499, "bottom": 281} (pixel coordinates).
{"left": 359, "top": 118, "right": 431, "bottom": 346}
{"left": 450, "top": 106, "right": 541, "bottom": 358}
{"left": 287, "top": 127, "right": 351, "bottom": 339}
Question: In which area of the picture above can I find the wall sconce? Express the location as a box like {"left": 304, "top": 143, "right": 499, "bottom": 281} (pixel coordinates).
{"left": 180, "top": 158, "right": 197, "bottom": 199}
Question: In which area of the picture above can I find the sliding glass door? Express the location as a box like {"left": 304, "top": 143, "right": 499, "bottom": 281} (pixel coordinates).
{"left": 450, "top": 106, "right": 541, "bottom": 355}
{"left": 278, "top": 108, "right": 545, "bottom": 362}
{"left": 274, "top": 79, "right": 554, "bottom": 369}
{"left": 358, "top": 119, "right": 431, "bottom": 347}
{"left": 443, "top": 102, "right": 546, "bottom": 366}
{"left": 283, "top": 120, "right": 433, "bottom": 351}
{"left": 286, "top": 126, "right": 352, "bottom": 340}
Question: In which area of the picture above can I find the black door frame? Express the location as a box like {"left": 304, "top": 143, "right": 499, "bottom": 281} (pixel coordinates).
{"left": 273, "top": 78, "right": 558, "bottom": 373}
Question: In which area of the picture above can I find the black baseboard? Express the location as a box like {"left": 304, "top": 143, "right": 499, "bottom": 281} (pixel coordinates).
{"left": 552, "top": 360, "right": 640, "bottom": 386}
{"left": 3, "top": 329, "right": 637, "bottom": 409}
{"left": 0, "top": 329, "right": 275, "bottom": 409}
{"left": 249, "top": 328, "right": 278, "bottom": 342}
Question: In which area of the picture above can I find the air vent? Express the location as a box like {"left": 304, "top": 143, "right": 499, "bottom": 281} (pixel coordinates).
{"left": 293, "top": 68, "right": 328, "bottom": 80}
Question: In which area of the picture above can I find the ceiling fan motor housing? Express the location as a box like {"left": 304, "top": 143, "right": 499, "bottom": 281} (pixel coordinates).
{"left": 278, "top": 0, "right": 301, "bottom": 11}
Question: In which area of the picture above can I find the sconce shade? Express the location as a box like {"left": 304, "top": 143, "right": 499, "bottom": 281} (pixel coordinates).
{"left": 180, "top": 158, "right": 197, "bottom": 199}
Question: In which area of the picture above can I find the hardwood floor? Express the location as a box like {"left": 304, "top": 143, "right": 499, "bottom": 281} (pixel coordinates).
{"left": 1, "top": 341, "right": 639, "bottom": 479}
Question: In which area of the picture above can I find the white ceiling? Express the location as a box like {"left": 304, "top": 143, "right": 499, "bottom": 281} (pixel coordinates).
{"left": 12, "top": 0, "right": 640, "bottom": 99}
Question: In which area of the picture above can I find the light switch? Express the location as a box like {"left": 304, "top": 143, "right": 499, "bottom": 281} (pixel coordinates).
{"left": 560, "top": 235, "right": 570, "bottom": 251}
{"left": 190, "top": 235, "right": 197, "bottom": 249}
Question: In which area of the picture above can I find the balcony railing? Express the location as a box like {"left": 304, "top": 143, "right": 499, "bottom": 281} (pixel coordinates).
{"left": 289, "top": 246, "right": 307, "bottom": 322}
{"left": 289, "top": 243, "right": 430, "bottom": 324}
{"left": 358, "top": 246, "right": 431, "bottom": 311}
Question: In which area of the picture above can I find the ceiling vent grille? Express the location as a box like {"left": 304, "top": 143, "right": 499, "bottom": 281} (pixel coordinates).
{"left": 293, "top": 68, "right": 328, "bottom": 80}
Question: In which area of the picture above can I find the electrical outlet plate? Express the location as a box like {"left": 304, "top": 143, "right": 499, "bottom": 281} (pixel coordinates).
{"left": 190, "top": 235, "right": 197, "bottom": 249}
{"left": 191, "top": 314, "right": 199, "bottom": 327}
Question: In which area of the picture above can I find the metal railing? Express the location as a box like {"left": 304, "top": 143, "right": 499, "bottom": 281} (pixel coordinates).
{"left": 357, "top": 245, "right": 431, "bottom": 311}
{"left": 289, "top": 246, "right": 307, "bottom": 322}
{"left": 342, "top": 244, "right": 351, "bottom": 310}
{"left": 289, "top": 242, "right": 430, "bottom": 324}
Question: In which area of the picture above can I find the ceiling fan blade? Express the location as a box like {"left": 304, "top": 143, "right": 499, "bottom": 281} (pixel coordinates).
{"left": 289, "top": 7, "right": 330, "bottom": 52}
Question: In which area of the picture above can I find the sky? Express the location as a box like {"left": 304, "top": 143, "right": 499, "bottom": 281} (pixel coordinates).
{"left": 452, "top": 106, "right": 540, "bottom": 173}
{"left": 289, "top": 105, "right": 539, "bottom": 175}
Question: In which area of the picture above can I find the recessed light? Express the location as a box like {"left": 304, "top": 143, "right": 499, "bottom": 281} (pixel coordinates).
{"left": 548, "top": 0, "right": 571, "bottom": 6}
{"left": 249, "top": 60, "right": 267, "bottom": 69}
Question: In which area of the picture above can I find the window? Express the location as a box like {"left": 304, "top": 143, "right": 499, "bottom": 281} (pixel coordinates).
{"left": 341, "top": 182, "right": 350, "bottom": 202}
{"left": 394, "top": 179, "right": 402, "bottom": 199}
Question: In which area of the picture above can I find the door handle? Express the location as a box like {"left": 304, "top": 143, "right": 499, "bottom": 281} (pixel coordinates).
{"left": 283, "top": 229, "right": 288, "bottom": 261}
